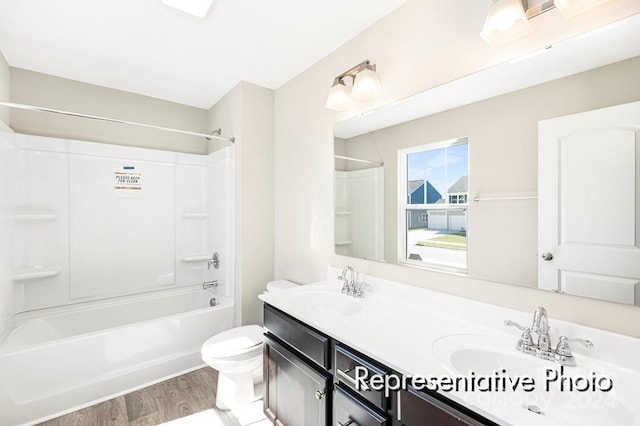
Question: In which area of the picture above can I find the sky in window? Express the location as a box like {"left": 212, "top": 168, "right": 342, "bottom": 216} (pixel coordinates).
{"left": 408, "top": 143, "right": 468, "bottom": 199}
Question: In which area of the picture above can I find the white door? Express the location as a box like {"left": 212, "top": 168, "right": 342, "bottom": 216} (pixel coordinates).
{"left": 538, "top": 101, "right": 640, "bottom": 305}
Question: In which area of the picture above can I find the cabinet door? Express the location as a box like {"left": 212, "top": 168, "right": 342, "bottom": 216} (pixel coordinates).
{"left": 264, "top": 334, "right": 331, "bottom": 426}
{"left": 400, "top": 388, "right": 497, "bottom": 426}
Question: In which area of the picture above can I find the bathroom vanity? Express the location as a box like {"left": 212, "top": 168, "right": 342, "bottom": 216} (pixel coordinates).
{"left": 259, "top": 268, "right": 640, "bottom": 426}
{"left": 262, "top": 303, "right": 495, "bottom": 426}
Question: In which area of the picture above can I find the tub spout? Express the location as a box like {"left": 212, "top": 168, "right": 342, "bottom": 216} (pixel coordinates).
{"left": 203, "top": 280, "right": 220, "bottom": 289}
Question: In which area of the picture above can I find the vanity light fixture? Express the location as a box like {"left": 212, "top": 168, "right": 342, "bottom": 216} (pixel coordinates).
{"left": 554, "top": 0, "right": 611, "bottom": 18}
{"left": 162, "top": 0, "right": 216, "bottom": 18}
{"left": 480, "top": 0, "right": 533, "bottom": 47}
{"left": 481, "top": 0, "right": 613, "bottom": 46}
{"left": 325, "top": 60, "right": 383, "bottom": 111}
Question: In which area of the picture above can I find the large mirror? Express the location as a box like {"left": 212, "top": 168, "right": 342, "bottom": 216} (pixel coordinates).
{"left": 334, "top": 13, "right": 640, "bottom": 305}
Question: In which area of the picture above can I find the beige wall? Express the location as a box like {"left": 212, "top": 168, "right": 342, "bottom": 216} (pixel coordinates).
{"left": 343, "top": 56, "right": 640, "bottom": 286}
{"left": 0, "top": 50, "right": 9, "bottom": 128}
{"left": 274, "top": 0, "right": 640, "bottom": 338}
{"left": 10, "top": 68, "right": 209, "bottom": 154}
{"left": 208, "top": 81, "right": 275, "bottom": 327}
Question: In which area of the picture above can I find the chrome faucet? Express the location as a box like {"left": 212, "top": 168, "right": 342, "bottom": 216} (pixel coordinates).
{"left": 338, "top": 266, "right": 368, "bottom": 298}
{"left": 532, "top": 307, "right": 554, "bottom": 361}
{"left": 505, "top": 307, "right": 593, "bottom": 367}
{"left": 339, "top": 265, "right": 355, "bottom": 295}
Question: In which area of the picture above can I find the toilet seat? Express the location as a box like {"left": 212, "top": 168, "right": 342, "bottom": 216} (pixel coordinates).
{"left": 202, "top": 324, "right": 263, "bottom": 359}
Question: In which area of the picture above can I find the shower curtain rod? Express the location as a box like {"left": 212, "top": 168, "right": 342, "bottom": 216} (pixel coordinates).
{"left": 0, "top": 101, "right": 235, "bottom": 143}
{"left": 334, "top": 155, "right": 383, "bottom": 167}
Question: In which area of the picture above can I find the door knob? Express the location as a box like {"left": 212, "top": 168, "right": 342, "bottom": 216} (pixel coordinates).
{"left": 541, "top": 252, "right": 553, "bottom": 261}
{"left": 315, "top": 390, "right": 325, "bottom": 400}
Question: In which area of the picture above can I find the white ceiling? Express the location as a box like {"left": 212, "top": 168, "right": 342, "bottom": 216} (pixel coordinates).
{"left": 0, "top": 0, "right": 409, "bottom": 109}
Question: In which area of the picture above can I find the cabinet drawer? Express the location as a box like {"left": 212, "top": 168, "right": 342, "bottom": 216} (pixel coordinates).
{"left": 335, "top": 344, "right": 390, "bottom": 411}
{"left": 263, "top": 303, "right": 330, "bottom": 370}
{"left": 334, "top": 384, "right": 389, "bottom": 426}
{"left": 400, "top": 387, "right": 497, "bottom": 426}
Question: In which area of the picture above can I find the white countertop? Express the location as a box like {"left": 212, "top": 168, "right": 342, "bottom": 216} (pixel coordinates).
{"left": 259, "top": 267, "right": 640, "bottom": 426}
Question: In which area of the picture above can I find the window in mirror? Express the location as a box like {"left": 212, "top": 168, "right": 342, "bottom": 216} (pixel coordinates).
{"left": 400, "top": 137, "right": 469, "bottom": 272}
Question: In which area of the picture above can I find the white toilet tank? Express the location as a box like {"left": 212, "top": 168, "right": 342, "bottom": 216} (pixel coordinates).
{"left": 266, "top": 279, "right": 298, "bottom": 293}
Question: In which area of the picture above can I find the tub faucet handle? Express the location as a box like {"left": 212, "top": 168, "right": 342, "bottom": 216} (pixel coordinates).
{"left": 208, "top": 252, "right": 220, "bottom": 270}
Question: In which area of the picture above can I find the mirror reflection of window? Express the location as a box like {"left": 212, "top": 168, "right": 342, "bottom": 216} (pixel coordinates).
{"left": 400, "top": 137, "right": 469, "bottom": 272}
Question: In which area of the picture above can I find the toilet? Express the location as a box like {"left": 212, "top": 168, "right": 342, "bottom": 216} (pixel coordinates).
{"left": 201, "top": 279, "right": 298, "bottom": 410}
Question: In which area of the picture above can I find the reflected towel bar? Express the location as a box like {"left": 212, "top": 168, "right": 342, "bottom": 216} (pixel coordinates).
{"left": 473, "top": 196, "right": 538, "bottom": 201}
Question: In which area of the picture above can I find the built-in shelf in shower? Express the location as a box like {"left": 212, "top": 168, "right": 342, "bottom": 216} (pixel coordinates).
{"left": 335, "top": 211, "right": 352, "bottom": 216}
{"left": 334, "top": 241, "right": 352, "bottom": 246}
{"left": 14, "top": 208, "right": 58, "bottom": 221}
{"left": 181, "top": 254, "right": 211, "bottom": 262}
{"left": 13, "top": 266, "right": 61, "bottom": 281}
{"left": 182, "top": 210, "right": 209, "bottom": 219}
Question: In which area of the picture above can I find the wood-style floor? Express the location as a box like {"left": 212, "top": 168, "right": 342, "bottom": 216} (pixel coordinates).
{"left": 38, "top": 368, "right": 242, "bottom": 426}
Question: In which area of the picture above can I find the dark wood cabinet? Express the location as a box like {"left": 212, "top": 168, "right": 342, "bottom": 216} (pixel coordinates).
{"left": 263, "top": 302, "right": 497, "bottom": 426}
{"left": 264, "top": 334, "right": 331, "bottom": 426}
{"left": 263, "top": 304, "right": 332, "bottom": 426}
{"left": 400, "top": 387, "right": 498, "bottom": 426}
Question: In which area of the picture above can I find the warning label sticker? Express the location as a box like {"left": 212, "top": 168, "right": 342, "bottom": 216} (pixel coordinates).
{"left": 114, "top": 171, "right": 142, "bottom": 195}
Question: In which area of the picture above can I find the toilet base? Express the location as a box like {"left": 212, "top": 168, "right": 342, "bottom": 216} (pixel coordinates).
{"left": 216, "top": 371, "right": 262, "bottom": 410}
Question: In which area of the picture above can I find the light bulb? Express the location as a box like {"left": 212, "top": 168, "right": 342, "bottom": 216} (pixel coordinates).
{"left": 480, "top": 0, "right": 532, "bottom": 47}
{"left": 325, "top": 79, "right": 352, "bottom": 111}
{"left": 352, "top": 67, "right": 383, "bottom": 100}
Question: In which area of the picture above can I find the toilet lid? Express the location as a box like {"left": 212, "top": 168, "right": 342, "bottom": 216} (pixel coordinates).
{"left": 202, "top": 325, "right": 264, "bottom": 358}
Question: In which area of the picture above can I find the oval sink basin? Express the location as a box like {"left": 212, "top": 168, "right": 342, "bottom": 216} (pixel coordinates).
{"left": 433, "top": 334, "right": 640, "bottom": 426}
{"left": 292, "top": 291, "right": 363, "bottom": 316}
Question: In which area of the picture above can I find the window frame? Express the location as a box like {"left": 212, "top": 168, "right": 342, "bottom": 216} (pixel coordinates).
{"left": 397, "top": 137, "right": 469, "bottom": 273}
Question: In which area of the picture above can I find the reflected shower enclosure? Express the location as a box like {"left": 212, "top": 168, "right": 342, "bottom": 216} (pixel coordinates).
{"left": 334, "top": 154, "right": 384, "bottom": 261}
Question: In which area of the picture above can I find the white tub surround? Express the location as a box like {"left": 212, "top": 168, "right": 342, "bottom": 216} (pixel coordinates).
{"left": 259, "top": 268, "right": 640, "bottom": 426}
{"left": 0, "top": 287, "right": 234, "bottom": 426}
{"left": 7, "top": 133, "right": 234, "bottom": 313}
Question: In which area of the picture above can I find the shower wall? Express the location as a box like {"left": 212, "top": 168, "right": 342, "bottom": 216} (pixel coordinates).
{"left": 334, "top": 167, "right": 384, "bottom": 260}
{"left": 7, "top": 132, "right": 233, "bottom": 315}
{"left": 0, "top": 133, "right": 19, "bottom": 338}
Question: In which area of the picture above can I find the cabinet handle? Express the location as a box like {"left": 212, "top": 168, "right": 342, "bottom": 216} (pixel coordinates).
{"left": 338, "top": 418, "right": 354, "bottom": 426}
{"left": 337, "top": 367, "right": 361, "bottom": 389}
{"left": 315, "top": 390, "right": 326, "bottom": 400}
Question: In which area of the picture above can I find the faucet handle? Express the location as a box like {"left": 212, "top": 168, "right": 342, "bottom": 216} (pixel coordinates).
{"left": 352, "top": 280, "right": 368, "bottom": 298}
{"left": 556, "top": 336, "right": 593, "bottom": 354}
{"left": 504, "top": 320, "right": 527, "bottom": 331}
{"left": 505, "top": 320, "right": 536, "bottom": 354}
{"left": 555, "top": 336, "right": 593, "bottom": 367}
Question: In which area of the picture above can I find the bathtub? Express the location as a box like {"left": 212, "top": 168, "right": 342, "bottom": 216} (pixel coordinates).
{"left": 0, "top": 286, "right": 234, "bottom": 426}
